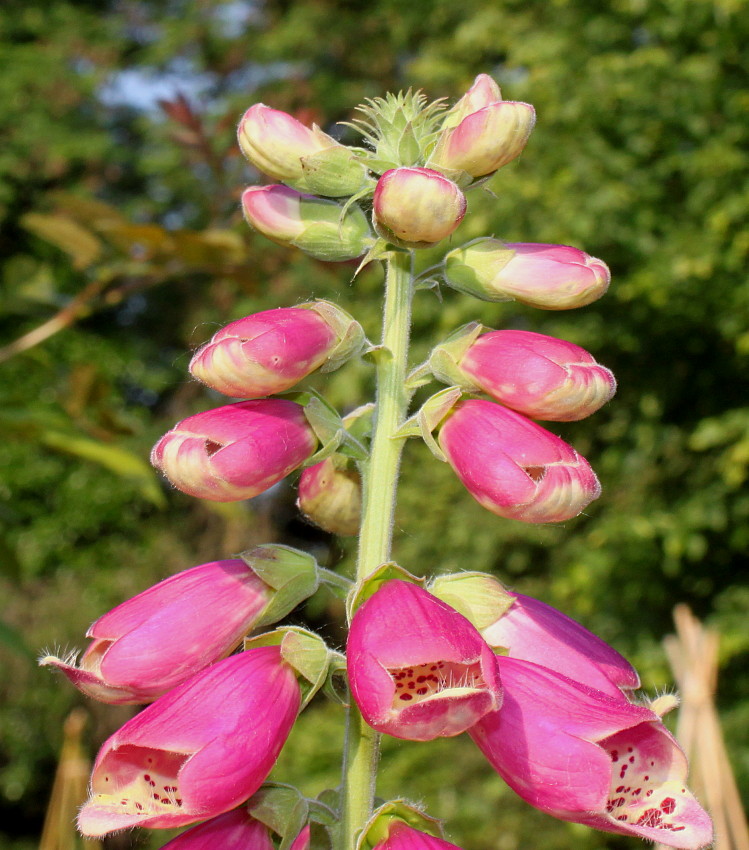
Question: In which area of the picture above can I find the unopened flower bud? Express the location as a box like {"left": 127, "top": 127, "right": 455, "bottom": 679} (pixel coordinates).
{"left": 189, "top": 303, "right": 364, "bottom": 398}
{"left": 444, "top": 239, "right": 611, "bottom": 309}
{"left": 40, "top": 554, "right": 318, "bottom": 704}
{"left": 373, "top": 167, "right": 466, "bottom": 248}
{"left": 150, "top": 399, "right": 317, "bottom": 502}
{"left": 431, "top": 328, "right": 616, "bottom": 421}
{"left": 429, "top": 75, "right": 535, "bottom": 178}
{"left": 238, "top": 103, "right": 367, "bottom": 196}
{"left": 242, "top": 185, "right": 372, "bottom": 262}
{"left": 297, "top": 455, "right": 361, "bottom": 536}
{"left": 438, "top": 399, "right": 601, "bottom": 523}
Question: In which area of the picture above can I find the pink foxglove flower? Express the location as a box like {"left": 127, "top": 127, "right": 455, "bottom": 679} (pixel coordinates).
{"left": 372, "top": 821, "right": 464, "bottom": 850}
{"left": 40, "top": 559, "right": 272, "bottom": 704}
{"left": 241, "top": 185, "right": 371, "bottom": 262}
{"left": 297, "top": 455, "right": 361, "bottom": 536}
{"left": 482, "top": 592, "right": 639, "bottom": 699}
{"left": 189, "top": 305, "right": 360, "bottom": 398}
{"left": 444, "top": 239, "right": 610, "bottom": 309}
{"left": 438, "top": 399, "right": 601, "bottom": 523}
{"left": 455, "top": 329, "right": 616, "bottom": 421}
{"left": 150, "top": 399, "right": 317, "bottom": 501}
{"left": 158, "top": 808, "right": 274, "bottom": 850}
{"left": 347, "top": 580, "right": 501, "bottom": 741}
{"left": 238, "top": 104, "right": 365, "bottom": 196}
{"left": 429, "top": 74, "right": 535, "bottom": 178}
{"left": 78, "top": 647, "right": 300, "bottom": 837}
{"left": 373, "top": 168, "right": 466, "bottom": 247}
{"left": 470, "top": 658, "right": 712, "bottom": 849}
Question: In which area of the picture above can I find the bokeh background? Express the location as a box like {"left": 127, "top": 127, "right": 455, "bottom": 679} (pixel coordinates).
{"left": 1, "top": 0, "right": 748, "bottom": 848}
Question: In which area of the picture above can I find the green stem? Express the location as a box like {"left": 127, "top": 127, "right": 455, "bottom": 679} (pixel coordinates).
{"left": 339, "top": 249, "right": 415, "bottom": 849}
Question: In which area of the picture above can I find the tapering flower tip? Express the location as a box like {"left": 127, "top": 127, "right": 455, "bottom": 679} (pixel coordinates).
{"left": 78, "top": 647, "right": 301, "bottom": 837}
{"left": 442, "top": 74, "right": 503, "bottom": 129}
{"left": 39, "top": 559, "right": 277, "bottom": 704}
{"left": 150, "top": 399, "right": 317, "bottom": 502}
{"left": 241, "top": 185, "right": 372, "bottom": 262}
{"left": 238, "top": 103, "right": 366, "bottom": 196}
{"left": 444, "top": 239, "right": 611, "bottom": 309}
{"left": 455, "top": 329, "right": 617, "bottom": 421}
{"left": 371, "top": 821, "right": 464, "bottom": 850}
{"left": 189, "top": 303, "right": 363, "bottom": 398}
{"left": 347, "top": 579, "right": 502, "bottom": 741}
{"left": 157, "top": 808, "right": 275, "bottom": 850}
{"left": 373, "top": 168, "right": 466, "bottom": 248}
{"left": 297, "top": 455, "right": 361, "bottom": 536}
{"left": 470, "top": 658, "right": 712, "bottom": 849}
{"left": 481, "top": 592, "right": 639, "bottom": 699}
{"left": 437, "top": 399, "right": 601, "bottom": 523}
{"left": 430, "top": 79, "right": 535, "bottom": 178}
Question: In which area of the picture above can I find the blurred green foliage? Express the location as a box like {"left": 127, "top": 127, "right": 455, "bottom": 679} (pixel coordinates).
{"left": 1, "top": 0, "right": 748, "bottom": 848}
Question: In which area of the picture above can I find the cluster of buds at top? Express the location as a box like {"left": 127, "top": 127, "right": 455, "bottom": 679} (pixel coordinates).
{"left": 236, "top": 76, "right": 536, "bottom": 259}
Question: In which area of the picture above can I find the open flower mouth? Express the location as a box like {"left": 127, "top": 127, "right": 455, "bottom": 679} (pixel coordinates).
{"left": 204, "top": 439, "right": 225, "bottom": 457}
{"left": 92, "top": 746, "right": 190, "bottom": 817}
{"left": 602, "top": 731, "right": 688, "bottom": 835}
{"left": 389, "top": 660, "right": 486, "bottom": 708}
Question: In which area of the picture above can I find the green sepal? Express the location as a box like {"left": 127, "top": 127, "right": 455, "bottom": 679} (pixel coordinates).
{"left": 353, "top": 237, "right": 399, "bottom": 277}
{"left": 394, "top": 386, "right": 463, "bottom": 460}
{"left": 299, "top": 300, "right": 368, "bottom": 373}
{"left": 302, "top": 394, "right": 369, "bottom": 463}
{"left": 297, "top": 146, "right": 371, "bottom": 197}
{"left": 240, "top": 544, "right": 320, "bottom": 630}
{"left": 346, "top": 562, "right": 423, "bottom": 622}
{"left": 342, "top": 403, "right": 375, "bottom": 442}
{"left": 361, "top": 344, "right": 393, "bottom": 366}
{"left": 356, "top": 801, "right": 443, "bottom": 850}
{"left": 321, "top": 652, "right": 350, "bottom": 706}
{"left": 248, "top": 784, "right": 309, "bottom": 850}
{"left": 404, "top": 361, "right": 434, "bottom": 392}
{"left": 244, "top": 626, "right": 332, "bottom": 710}
{"left": 428, "top": 321, "right": 485, "bottom": 390}
{"left": 428, "top": 571, "right": 514, "bottom": 631}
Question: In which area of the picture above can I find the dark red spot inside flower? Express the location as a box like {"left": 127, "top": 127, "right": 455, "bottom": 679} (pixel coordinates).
{"left": 204, "top": 440, "right": 224, "bottom": 456}
{"left": 399, "top": 693, "right": 412, "bottom": 701}
{"left": 660, "top": 798, "right": 676, "bottom": 814}
{"left": 636, "top": 808, "right": 663, "bottom": 828}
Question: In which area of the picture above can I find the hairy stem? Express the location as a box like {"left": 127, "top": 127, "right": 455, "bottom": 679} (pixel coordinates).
{"left": 339, "top": 249, "right": 415, "bottom": 848}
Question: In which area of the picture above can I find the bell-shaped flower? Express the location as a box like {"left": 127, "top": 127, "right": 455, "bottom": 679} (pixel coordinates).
{"left": 429, "top": 74, "right": 535, "bottom": 178}
{"left": 238, "top": 103, "right": 366, "bottom": 196}
{"left": 438, "top": 399, "right": 601, "bottom": 523}
{"left": 444, "top": 239, "right": 610, "bottom": 309}
{"left": 297, "top": 455, "right": 361, "bottom": 536}
{"left": 370, "top": 820, "right": 464, "bottom": 850}
{"left": 347, "top": 580, "right": 502, "bottom": 741}
{"left": 78, "top": 647, "right": 301, "bottom": 837}
{"left": 373, "top": 167, "right": 466, "bottom": 248}
{"left": 470, "top": 658, "right": 712, "bottom": 849}
{"left": 439, "top": 329, "right": 616, "bottom": 421}
{"left": 482, "top": 592, "right": 639, "bottom": 699}
{"left": 150, "top": 399, "right": 318, "bottom": 502}
{"left": 158, "top": 807, "right": 275, "bottom": 849}
{"left": 242, "top": 185, "right": 372, "bottom": 262}
{"left": 189, "top": 303, "right": 364, "bottom": 398}
{"left": 41, "top": 559, "right": 274, "bottom": 704}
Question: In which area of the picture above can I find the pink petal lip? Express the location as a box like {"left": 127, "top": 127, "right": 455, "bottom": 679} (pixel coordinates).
{"left": 347, "top": 580, "right": 502, "bottom": 740}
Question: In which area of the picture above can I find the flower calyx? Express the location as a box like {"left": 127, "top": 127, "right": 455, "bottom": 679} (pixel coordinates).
{"left": 357, "top": 801, "right": 443, "bottom": 850}
{"left": 244, "top": 627, "right": 335, "bottom": 709}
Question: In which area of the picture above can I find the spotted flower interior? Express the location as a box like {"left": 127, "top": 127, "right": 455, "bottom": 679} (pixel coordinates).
{"left": 92, "top": 746, "right": 190, "bottom": 817}
{"left": 389, "top": 660, "right": 487, "bottom": 708}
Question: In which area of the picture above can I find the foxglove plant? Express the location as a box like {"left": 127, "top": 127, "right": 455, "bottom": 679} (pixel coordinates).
{"left": 44, "top": 73, "right": 711, "bottom": 850}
